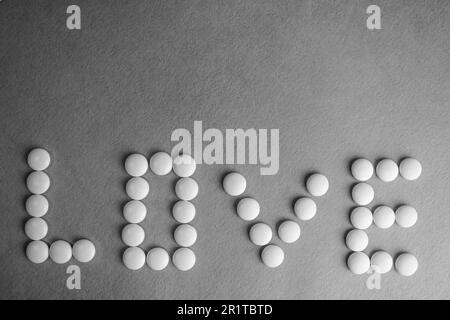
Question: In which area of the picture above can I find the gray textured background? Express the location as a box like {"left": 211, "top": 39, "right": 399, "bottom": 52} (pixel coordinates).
{"left": 1, "top": 0, "right": 450, "bottom": 299}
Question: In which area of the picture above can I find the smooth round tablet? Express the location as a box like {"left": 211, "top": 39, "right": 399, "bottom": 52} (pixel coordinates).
{"left": 172, "top": 154, "right": 196, "bottom": 177}
{"left": 395, "top": 205, "right": 418, "bottom": 228}
{"left": 72, "top": 239, "right": 96, "bottom": 263}
{"left": 149, "top": 152, "right": 173, "bottom": 176}
{"left": 174, "top": 224, "right": 197, "bottom": 247}
{"left": 125, "top": 177, "right": 149, "bottom": 200}
{"left": 27, "top": 148, "right": 51, "bottom": 171}
{"left": 49, "top": 240, "right": 72, "bottom": 264}
{"left": 123, "top": 246, "right": 145, "bottom": 270}
{"left": 399, "top": 158, "right": 422, "bottom": 181}
{"left": 172, "top": 201, "right": 196, "bottom": 223}
{"left": 350, "top": 207, "right": 373, "bottom": 230}
{"left": 306, "top": 173, "right": 329, "bottom": 197}
{"left": 347, "top": 251, "right": 370, "bottom": 275}
{"left": 25, "top": 194, "right": 49, "bottom": 217}
{"left": 172, "top": 247, "right": 196, "bottom": 271}
{"left": 175, "top": 177, "right": 199, "bottom": 201}
{"left": 123, "top": 200, "right": 147, "bottom": 223}
{"left": 24, "top": 217, "right": 48, "bottom": 240}
{"left": 395, "top": 253, "right": 418, "bottom": 276}
{"left": 293, "top": 197, "right": 317, "bottom": 221}
{"left": 222, "top": 172, "right": 246, "bottom": 196}
{"left": 26, "top": 240, "right": 49, "bottom": 264}
{"left": 249, "top": 223, "right": 272, "bottom": 246}
{"left": 373, "top": 206, "right": 395, "bottom": 229}
{"left": 236, "top": 198, "right": 260, "bottom": 221}
{"left": 124, "top": 153, "right": 148, "bottom": 177}
{"left": 261, "top": 245, "right": 284, "bottom": 268}
{"left": 376, "top": 159, "right": 399, "bottom": 182}
{"left": 345, "top": 229, "right": 369, "bottom": 252}
{"left": 278, "top": 220, "right": 301, "bottom": 244}
{"left": 121, "top": 224, "right": 145, "bottom": 247}
{"left": 370, "top": 251, "right": 393, "bottom": 274}
{"left": 351, "top": 183, "right": 374, "bottom": 206}
{"left": 26, "top": 171, "right": 50, "bottom": 194}
{"left": 146, "top": 247, "right": 169, "bottom": 271}
{"left": 351, "top": 158, "right": 374, "bottom": 182}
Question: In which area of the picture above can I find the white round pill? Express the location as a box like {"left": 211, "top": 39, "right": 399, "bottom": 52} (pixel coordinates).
{"left": 49, "top": 240, "right": 72, "bottom": 264}
{"left": 146, "top": 247, "right": 169, "bottom": 271}
{"left": 399, "top": 158, "right": 422, "bottom": 181}
{"left": 172, "top": 247, "right": 196, "bottom": 271}
{"left": 27, "top": 148, "right": 51, "bottom": 171}
{"left": 26, "top": 240, "right": 49, "bottom": 264}
{"left": 351, "top": 183, "right": 374, "bottom": 206}
{"left": 278, "top": 220, "right": 301, "bottom": 244}
{"left": 249, "top": 223, "right": 272, "bottom": 246}
{"left": 149, "top": 152, "right": 173, "bottom": 176}
{"left": 350, "top": 207, "right": 373, "bottom": 230}
{"left": 172, "top": 201, "right": 196, "bottom": 223}
{"left": 24, "top": 217, "right": 48, "bottom": 240}
{"left": 345, "top": 229, "right": 369, "bottom": 252}
{"left": 351, "top": 158, "right": 373, "bottom": 181}
{"left": 373, "top": 206, "right": 395, "bottom": 229}
{"left": 124, "top": 153, "right": 148, "bottom": 177}
{"left": 73, "top": 239, "right": 96, "bottom": 263}
{"left": 121, "top": 224, "right": 145, "bottom": 247}
{"left": 174, "top": 224, "right": 197, "bottom": 247}
{"left": 123, "top": 200, "right": 147, "bottom": 224}
{"left": 236, "top": 198, "right": 260, "bottom": 221}
{"left": 175, "top": 177, "right": 199, "bottom": 201}
{"left": 261, "top": 245, "right": 284, "bottom": 268}
{"left": 123, "top": 246, "right": 145, "bottom": 270}
{"left": 370, "top": 251, "right": 393, "bottom": 274}
{"left": 395, "top": 253, "right": 418, "bottom": 276}
{"left": 395, "top": 205, "right": 418, "bottom": 228}
{"left": 306, "top": 173, "right": 329, "bottom": 197}
{"left": 172, "top": 154, "right": 196, "bottom": 177}
{"left": 293, "top": 197, "right": 317, "bottom": 221}
{"left": 125, "top": 177, "right": 149, "bottom": 200}
{"left": 25, "top": 194, "right": 49, "bottom": 217}
{"left": 347, "top": 251, "right": 370, "bottom": 275}
{"left": 376, "top": 159, "right": 399, "bottom": 182}
{"left": 26, "top": 171, "right": 50, "bottom": 194}
{"left": 222, "top": 172, "right": 246, "bottom": 196}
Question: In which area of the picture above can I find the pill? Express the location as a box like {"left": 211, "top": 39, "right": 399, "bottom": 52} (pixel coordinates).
{"left": 172, "top": 201, "right": 196, "bottom": 223}
{"left": 25, "top": 194, "right": 49, "bottom": 217}
{"left": 123, "top": 200, "right": 147, "bottom": 224}
{"left": 146, "top": 247, "right": 169, "bottom": 271}
{"left": 121, "top": 224, "right": 145, "bottom": 247}
{"left": 395, "top": 205, "right": 418, "bottom": 228}
{"left": 306, "top": 173, "right": 329, "bottom": 197}
{"left": 123, "top": 246, "right": 145, "bottom": 270}
{"left": 249, "top": 223, "right": 272, "bottom": 246}
{"left": 350, "top": 207, "right": 373, "bottom": 230}
{"left": 49, "top": 240, "right": 72, "bottom": 264}
{"left": 278, "top": 220, "right": 301, "bottom": 244}
{"left": 293, "top": 197, "right": 317, "bottom": 221}
{"left": 399, "top": 158, "right": 422, "bottom": 181}
{"left": 24, "top": 217, "right": 48, "bottom": 240}
{"left": 236, "top": 198, "right": 260, "bottom": 221}
{"left": 373, "top": 206, "right": 395, "bottom": 229}
{"left": 351, "top": 158, "right": 373, "bottom": 181}
{"left": 175, "top": 177, "right": 199, "bottom": 201}
{"left": 370, "top": 251, "right": 393, "bottom": 274}
{"left": 125, "top": 177, "right": 149, "bottom": 200}
{"left": 172, "top": 247, "right": 196, "bottom": 271}
{"left": 27, "top": 148, "right": 51, "bottom": 171}
{"left": 173, "top": 224, "right": 197, "bottom": 247}
{"left": 351, "top": 183, "right": 374, "bottom": 206}
{"left": 124, "top": 153, "right": 148, "bottom": 177}
{"left": 26, "top": 240, "right": 49, "bottom": 264}
{"left": 347, "top": 251, "right": 370, "bottom": 275}
{"left": 73, "top": 239, "right": 96, "bottom": 263}
{"left": 222, "top": 172, "right": 246, "bottom": 196}
{"left": 172, "top": 154, "right": 196, "bottom": 177}
{"left": 26, "top": 171, "right": 50, "bottom": 194}
{"left": 149, "top": 152, "right": 173, "bottom": 176}
{"left": 261, "top": 244, "right": 284, "bottom": 268}
{"left": 345, "top": 229, "right": 369, "bottom": 252}
{"left": 395, "top": 253, "right": 418, "bottom": 276}
{"left": 376, "top": 159, "right": 399, "bottom": 182}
